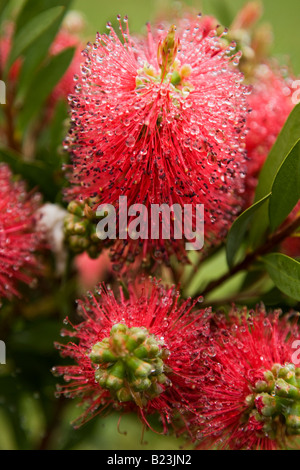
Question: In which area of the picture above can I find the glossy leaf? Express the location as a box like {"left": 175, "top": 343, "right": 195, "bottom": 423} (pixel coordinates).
{"left": 18, "top": 47, "right": 75, "bottom": 131}
{"left": 269, "top": 139, "right": 300, "bottom": 231}
{"left": 5, "top": 6, "right": 64, "bottom": 74}
{"left": 226, "top": 193, "right": 271, "bottom": 268}
{"left": 249, "top": 104, "right": 300, "bottom": 247}
{"left": 0, "top": 147, "right": 60, "bottom": 200}
{"left": 262, "top": 253, "right": 300, "bottom": 301}
{"left": 16, "top": 0, "right": 72, "bottom": 102}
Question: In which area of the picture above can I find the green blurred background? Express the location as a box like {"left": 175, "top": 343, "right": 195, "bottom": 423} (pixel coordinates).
{"left": 1, "top": 0, "right": 300, "bottom": 451}
{"left": 73, "top": 0, "right": 300, "bottom": 74}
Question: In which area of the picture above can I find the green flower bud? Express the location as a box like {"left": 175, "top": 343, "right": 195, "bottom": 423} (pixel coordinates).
{"left": 90, "top": 323, "right": 170, "bottom": 405}
{"left": 90, "top": 343, "right": 118, "bottom": 364}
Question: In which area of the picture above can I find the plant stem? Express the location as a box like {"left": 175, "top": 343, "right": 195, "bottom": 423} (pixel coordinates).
{"left": 38, "top": 397, "right": 67, "bottom": 450}
{"left": 196, "top": 215, "right": 300, "bottom": 298}
{"left": 4, "top": 86, "right": 20, "bottom": 152}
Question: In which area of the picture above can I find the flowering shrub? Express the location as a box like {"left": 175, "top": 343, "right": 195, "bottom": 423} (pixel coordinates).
{"left": 1, "top": 0, "right": 300, "bottom": 452}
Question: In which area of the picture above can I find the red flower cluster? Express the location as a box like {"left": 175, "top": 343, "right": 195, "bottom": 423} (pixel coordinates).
{"left": 54, "top": 280, "right": 211, "bottom": 432}
{"left": 191, "top": 307, "right": 300, "bottom": 450}
{"left": 65, "top": 16, "right": 250, "bottom": 264}
{"left": 0, "top": 164, "right": 43, "bottom": 299}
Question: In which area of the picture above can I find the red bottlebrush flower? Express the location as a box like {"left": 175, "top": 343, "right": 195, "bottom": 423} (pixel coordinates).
{"left": 245, "top": 65, "right": 294, "bottom": 204}
{"left": 0, "top": 164, "right": 43, "bottom": 300}
{"left": 65, "top": 16, "right": 249, "bottom": 265}
{"left": 54, "top": 280, "right": 211, "bottom": 432}
{"left": 191, "top": 306, "right": 300, "bottom": 450}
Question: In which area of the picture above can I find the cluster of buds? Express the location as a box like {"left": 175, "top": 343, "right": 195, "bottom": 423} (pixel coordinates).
{"left": 246, "top": 363, "right": 300, "bottom": 438}
{"left": 64, "top": 199, "right": 110, "bottom": 258}
{"left": 90, "top": 323, "right": 170, "bottom": 406}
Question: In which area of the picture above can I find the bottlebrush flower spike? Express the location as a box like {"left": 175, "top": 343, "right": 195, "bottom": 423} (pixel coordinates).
{"left": 0, "top": 164, "right": 43, "bottom": 300}
{"left": 191, "top": 306, "right": 300, "bottom": 450}
{"left": 65, "top": 15, "right": 250, "bottom": 265}
{"left": 54, "top": 280, "right": 211, "bottom": 432}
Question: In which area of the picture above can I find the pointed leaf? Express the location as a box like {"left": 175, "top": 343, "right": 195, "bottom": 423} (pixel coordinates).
{"left": 226, "top": 193, "right": 271, "bottom": 268}
{"left": 0, "top": 147, "right": 59, "bottom": 200}
{"left": 18, "top": 47, "right": 75, "bottom": 131}
{"left": 249, "top": 103, "right": 300, "bottom": 247}
{"left": 262, "top": 253, "right": 300, "bottom": 301}
{"left": 269, "top": 139, "right": 300, "bottom": 231}
{"left": 16, "top": 0, "right": 72, "bottom": 102}
{"left": 5, "top": 6, "right": 64, "bottom": 74}
{"left": 15, "top": 0, "right": 64, "bottom": 31}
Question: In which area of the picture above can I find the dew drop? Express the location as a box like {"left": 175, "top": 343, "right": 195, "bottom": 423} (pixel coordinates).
{"left": 126, "top": 135, "right": 136, "bottom": 148}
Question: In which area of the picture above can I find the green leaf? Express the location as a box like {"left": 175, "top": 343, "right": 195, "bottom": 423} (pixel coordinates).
{"left": 249, "top": 103, "right": 300, "bottom": 247}
{"left": 0, "top": 0, "right": 24, "bottom": 26}
{"left": 11, "top": 320, "right": 61, "bottom": 354}
{"left": 0, "top": 147, "right": 59, "bottom": 200}
{"left": 226, "top": 192, "right": 271, "bottom": 268}
{"left": 15, "top": 0, "right": 61, "bottom": 31}
{"left": 16, "top": 0, "right": 72, "bottom": 102}
{"left": 269, "top": 139, "right": 300, "bottom": 231}
{"left": 5, "top": 6, "right": 64, "bottom": 75}
{"left": 0, "top": 0, "right": 9, "bottom": 23}
{"left": 262, "top": 253, "right": 300, "bottom": 301}
{"left": 18, "top": 47, "right": 75, "bottom": 131}
{"left": 184, "top": 247, "right": 228, "bottom": 298}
